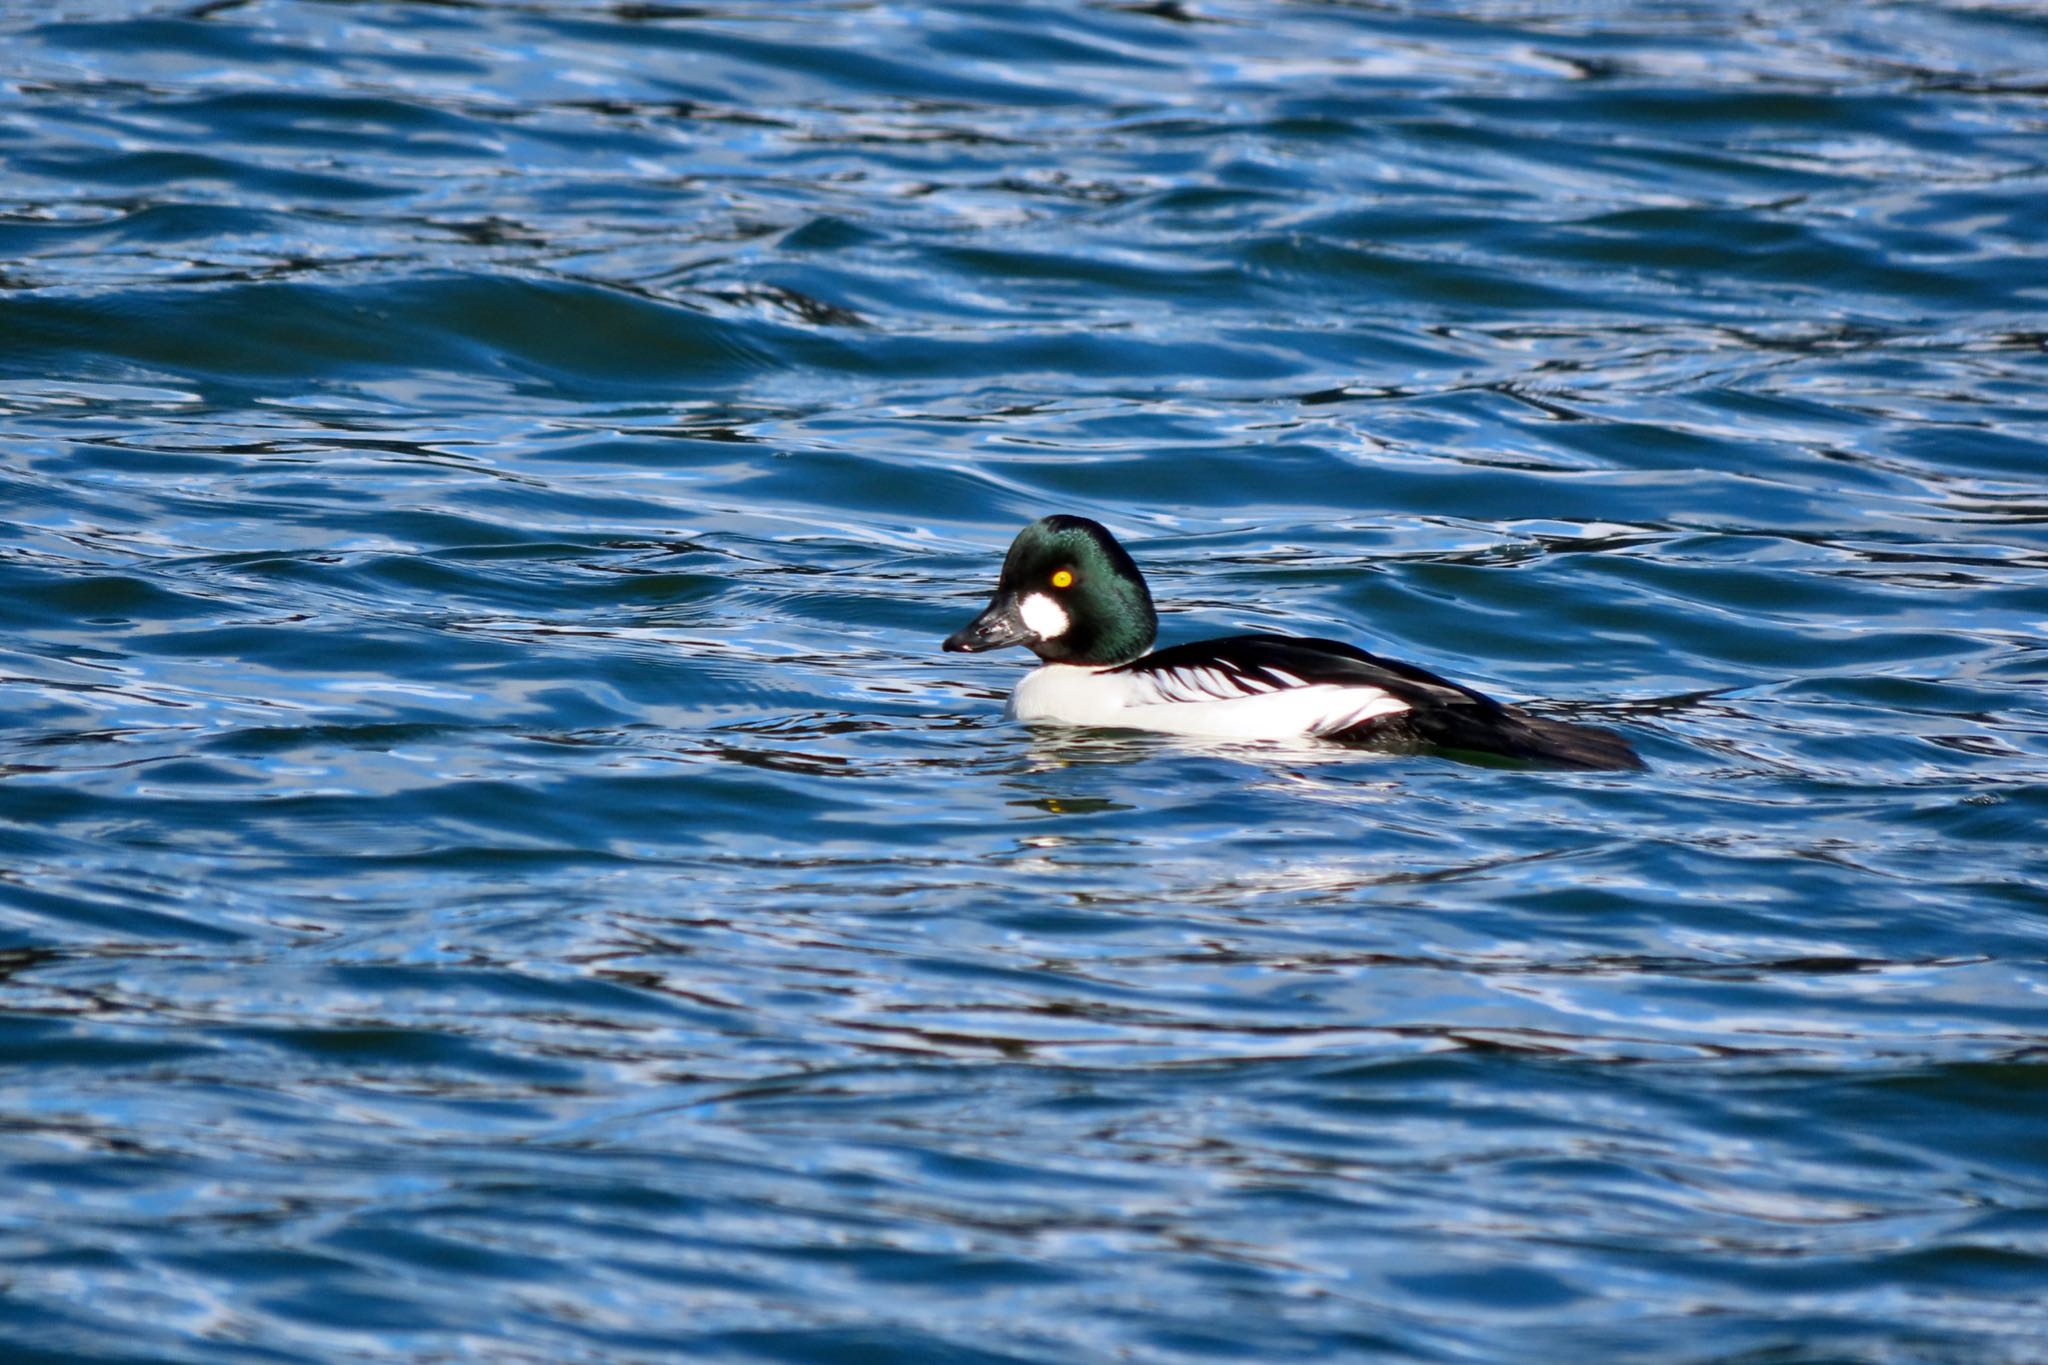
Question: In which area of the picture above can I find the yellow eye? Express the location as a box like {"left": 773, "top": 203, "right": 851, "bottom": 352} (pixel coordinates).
{"left": 1051, "top": 569, "right": 1074, "bottom": 589}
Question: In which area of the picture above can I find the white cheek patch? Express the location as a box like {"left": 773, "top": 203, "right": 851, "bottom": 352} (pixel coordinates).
{"left": 1017, "top": 591, "right": 1070, "bottom": 641}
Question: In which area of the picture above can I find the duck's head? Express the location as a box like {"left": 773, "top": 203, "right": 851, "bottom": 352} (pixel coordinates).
{"left": 943, "top": 515, "right": 1158, "bottom": 667}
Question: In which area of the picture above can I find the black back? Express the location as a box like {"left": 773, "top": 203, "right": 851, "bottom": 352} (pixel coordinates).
{"left": 1117, "top": 634, "right": 1643, "bottom": 770}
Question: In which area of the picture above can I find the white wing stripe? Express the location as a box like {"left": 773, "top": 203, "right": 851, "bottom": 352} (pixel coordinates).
{"left": 1010, "top": 661, "right": 1413, "bottom": 739}
{"left": 1141, "top": 665, "right": 1278, "bottom": 703}
{"left": 1129, "top": 664, "right": 1407, "bottom": 724}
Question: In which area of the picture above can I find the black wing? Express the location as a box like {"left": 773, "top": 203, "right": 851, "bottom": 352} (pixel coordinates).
{"left": 1113, "top": 634, "right": 1502, "bottom": 709}
{"left": 1115, "top": 635, "right": 1643, "bottom": 771}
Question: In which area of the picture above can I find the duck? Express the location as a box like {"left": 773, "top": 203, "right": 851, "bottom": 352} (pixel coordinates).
{"left": 942, "top": 514, "right": 1642, "bottom": 770}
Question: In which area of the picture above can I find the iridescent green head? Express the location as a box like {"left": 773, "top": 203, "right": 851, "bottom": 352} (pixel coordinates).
{"left": 942, "top": 515, "right": 1158, "bottom": 666}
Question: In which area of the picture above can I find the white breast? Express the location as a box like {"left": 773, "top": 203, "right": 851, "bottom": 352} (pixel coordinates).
{"left": 1007, "top": 663, "right": 1408, "bottom": 740}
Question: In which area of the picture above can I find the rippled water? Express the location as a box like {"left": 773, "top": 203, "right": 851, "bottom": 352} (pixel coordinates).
{"left": 5, "top": 2, "right": 2048, "bottom": 1361}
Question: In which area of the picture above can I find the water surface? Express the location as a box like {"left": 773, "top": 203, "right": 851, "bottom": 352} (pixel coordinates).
{"left": 3, "top": 2, "right": 2048, "bottom": 1361}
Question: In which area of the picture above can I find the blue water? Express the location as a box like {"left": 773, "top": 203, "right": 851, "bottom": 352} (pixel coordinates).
{"left": 4, "top": 2, "right": 2048, "bottom": 1361}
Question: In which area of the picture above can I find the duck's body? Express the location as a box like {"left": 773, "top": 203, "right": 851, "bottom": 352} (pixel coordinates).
{"left": 945, "top": 515, "right": 1642, "bottom": 771}
{"left": 1009, "top": 639, "right": 1413, "bottom": 739}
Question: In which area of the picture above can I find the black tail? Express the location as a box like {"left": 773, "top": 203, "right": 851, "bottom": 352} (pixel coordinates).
{"left": 1215, "top": 634, "right": 1646, "bottom": 771}
{"left": 1342, "top": 706, "right": 1645, "bottom": 771}
{"left": 1478, "top": 711, "right": 1644, "bottom": 771}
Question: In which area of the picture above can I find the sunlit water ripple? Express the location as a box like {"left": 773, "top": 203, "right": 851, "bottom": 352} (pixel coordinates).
{"left": 3, "top": 2, "right": 2047, "bottom": 1361}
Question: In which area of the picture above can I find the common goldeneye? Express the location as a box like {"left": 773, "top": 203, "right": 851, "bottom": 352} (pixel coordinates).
{"left": 943, "top": 514, "right": 1643, "bottom": 770}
